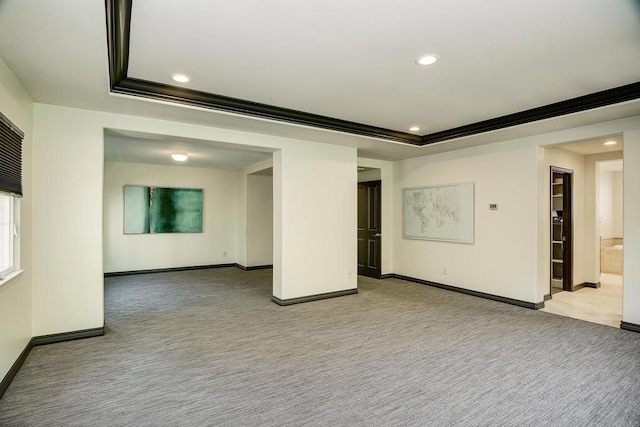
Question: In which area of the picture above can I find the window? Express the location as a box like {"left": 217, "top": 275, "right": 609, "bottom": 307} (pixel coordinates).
{"left": 0, "top": 194, "right": 14, "bottom": 276}
{"left": 0, "top": 111, "right": 23, "bottom": 279}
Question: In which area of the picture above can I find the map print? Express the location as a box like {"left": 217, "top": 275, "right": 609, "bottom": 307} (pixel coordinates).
{"left": 403, "top": 183, "right": 474, "bottom": 243}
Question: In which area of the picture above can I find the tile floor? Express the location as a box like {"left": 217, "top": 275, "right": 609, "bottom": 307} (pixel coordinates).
{"left": 541, "top": 273, "right": 622, "bottom": 328}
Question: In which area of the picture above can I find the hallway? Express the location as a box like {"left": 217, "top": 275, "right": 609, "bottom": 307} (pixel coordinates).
{"left": 541, "top": 273, "right": 622, "bottom": 328}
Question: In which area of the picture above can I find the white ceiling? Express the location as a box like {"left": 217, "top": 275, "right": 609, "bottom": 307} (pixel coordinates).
{"left": 0, "top": 0, "right": 639, "bottom": 165}
{"left": 554, "top": 134, "right": 624, "bottom": 155}
{"left": 250, "top": 167, "right": 273, "bottom": 177}
{"left": 104, "top": 130, "right": 274, "bottom": 169}
{"left": 128, "top": 0, "right": 640, "bottom": 134}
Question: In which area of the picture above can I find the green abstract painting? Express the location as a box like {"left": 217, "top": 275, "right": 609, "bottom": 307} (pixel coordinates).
{"left": 124, "top": 186, "right": 203, "bottom": 234}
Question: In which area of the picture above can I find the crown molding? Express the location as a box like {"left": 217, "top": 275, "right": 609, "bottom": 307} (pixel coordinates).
{"left": 106, "top": 0, "right": 640, "bottom": 146}
{"left": 419, "top": 82, "right": 640, "bottom": 145}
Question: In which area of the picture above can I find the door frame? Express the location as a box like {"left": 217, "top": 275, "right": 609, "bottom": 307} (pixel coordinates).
{"left": 550, "top": 166, "right": 573, "bottom": 293}
{"left": 357, "top": 180, "right": 382, "bottom": 279}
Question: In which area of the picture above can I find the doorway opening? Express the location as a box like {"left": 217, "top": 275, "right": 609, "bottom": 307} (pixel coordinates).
{"left": 357, "top": 167, "right": 382, "bottom": 279}
{"left": 357, "top": 180, "right": 381, "bottom": 279}
{"left": 541, "top": 137, "right": 623, "bottom": 328}
{"left": 102, "top": 129, "right": 276, "bottom": 303}
{"left": 597, "top": 159, "right": 624, "bottom": 278}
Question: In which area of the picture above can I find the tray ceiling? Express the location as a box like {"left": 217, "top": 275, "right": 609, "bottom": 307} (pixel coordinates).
{"left": 0, "top": 0, "right": 639, "bottom": 159}
{"left": 115, "top": 0, "right": 640, "bottom": 144}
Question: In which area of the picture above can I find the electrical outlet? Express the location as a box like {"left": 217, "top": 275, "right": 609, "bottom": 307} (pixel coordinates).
{"left": 442, "top": 266, "right": 448, "bottom": 275}
{"left": 223, "top": 251, "right": 227, "bottom": 257}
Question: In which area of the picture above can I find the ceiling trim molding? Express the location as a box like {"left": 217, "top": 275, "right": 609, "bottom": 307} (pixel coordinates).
{"left": 113, "top": 77, "right": 424, "bottom": 145}
{"left": 106, "top": 0, "right": 640, "bottom": 147}
{"left": 419, "top": 82, "right": 640, "bottom": 145}
{"left": 105, "top": 0, "right": 421, "bottom": 145}
{"left": 106, "top": 0, "right": 131, "bottom": 88}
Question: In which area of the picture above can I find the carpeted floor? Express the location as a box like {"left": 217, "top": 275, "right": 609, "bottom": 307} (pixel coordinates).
{"left": 1, "top": 267, "right": 639, "bottom": 426}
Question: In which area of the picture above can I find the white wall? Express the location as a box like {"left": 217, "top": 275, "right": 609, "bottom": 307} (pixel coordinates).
{"left": 237, "top": 158, "right": 273, "bottom": 268}
{"left": 544, "top": 147, "right": 586, "bottom": 287}
{"left": 597, "top": 166, "right": 624, "bottom": 241}
{"left": 612, "top": 171, "right": 623, "bottom": 238}
{"left": 357, "top": 169, "right": 381, "bottom": 182}
{"left": 275, "top": 141, "right": 357, "bottom": 299}
{"left": 246, "top": 174, "right": 273, "bottom": 267}
{"left": 0, "top": 57, "right": 33, "bottom": 382}
{"left": 599, "top": 169, "right": 614, "bottom": 238}
{"left": 623, "top": 130, "right": 640, "bottom": 325}
{"left": 103, "top": 161, "right": 238, "bottom": 272}
{"left": 393, "top": 142, "right": 539, "bottom": 303}
{"left": 32, "top": 105, "right": 105, "bottom": 336}
{"left": 584, "top": 151, "right": 622, "bottom": 283}
{"left": 32, "top": 103, "right": 356, "bottom": 336}
{"left": 392, "top": 116, "right": 640, "bottom": 307}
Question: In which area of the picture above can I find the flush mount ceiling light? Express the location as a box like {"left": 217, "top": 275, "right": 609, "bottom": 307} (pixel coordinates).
{"left": 415, "top": 54, "right": 439, "bottom": 66}
{"left": 603, "top": 140, "right": 618, "bottom": 146}
{"left": 171, "top": 153, "right": 189, "bottom": 162}
{"left": 171, "top": 74, "right": 190, "bottom": 83}
{"left": 409, "top": 126, "right": 420, "bottom": 132}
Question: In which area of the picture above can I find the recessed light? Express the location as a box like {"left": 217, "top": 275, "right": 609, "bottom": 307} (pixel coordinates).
{"left": 171, "top": 74, "right": 190, "bottom": 83}
{"left": 409, "top": 126, "right": 420, "bottom": 132}
{"left": 603, "top": 140, "right": 618, "bottom": 146}
{"left": 415, "top": 54, "right": 439, "bottom": 66}
{"left": 171, "top": 153, "right": 189, "bottom": 162}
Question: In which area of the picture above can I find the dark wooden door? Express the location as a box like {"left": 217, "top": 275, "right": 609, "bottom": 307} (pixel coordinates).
{"left": 357, "top": 180, "right": 381, "bottom": 278}
{"left": 550, "top": 167, "right": 573, "bottom": 293}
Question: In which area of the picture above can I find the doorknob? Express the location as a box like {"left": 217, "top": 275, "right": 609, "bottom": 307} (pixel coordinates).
{"left": 374, "top": 233, "right": 382, "bottom": 237}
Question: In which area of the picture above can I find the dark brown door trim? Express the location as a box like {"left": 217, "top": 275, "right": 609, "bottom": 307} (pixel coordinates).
{"left": 357, "top": 180, "right": 382, "bottom": 279}
{"left": 550, "top": 167, "right": 573, "bottom": 293}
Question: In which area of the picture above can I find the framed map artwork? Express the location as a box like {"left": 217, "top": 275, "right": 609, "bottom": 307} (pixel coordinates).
{"left": 403, "top": 182, "right": 474, "bottom": 243}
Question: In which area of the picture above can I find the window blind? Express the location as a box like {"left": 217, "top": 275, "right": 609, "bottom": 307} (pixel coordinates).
{"left": 0, "top": 111, "right": 23, "bottom": 197}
